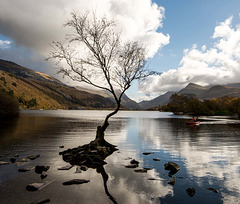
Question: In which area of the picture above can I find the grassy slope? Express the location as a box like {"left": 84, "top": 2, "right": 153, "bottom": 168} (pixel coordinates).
{"left": 0, "top": 71, "right": 114, "bottom": 110}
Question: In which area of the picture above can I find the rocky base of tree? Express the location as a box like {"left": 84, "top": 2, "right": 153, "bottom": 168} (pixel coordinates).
{"left": 59, "top": 134, "right": 118, "bottom": 168}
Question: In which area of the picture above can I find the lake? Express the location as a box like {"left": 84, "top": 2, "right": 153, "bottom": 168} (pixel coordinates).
{"left": 0, "top": 110, "right": 240, "bottom": 204}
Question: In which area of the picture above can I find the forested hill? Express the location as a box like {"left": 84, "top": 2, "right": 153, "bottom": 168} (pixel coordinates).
{"left": 0, "top": 59, "right": 115, "bottom": 110}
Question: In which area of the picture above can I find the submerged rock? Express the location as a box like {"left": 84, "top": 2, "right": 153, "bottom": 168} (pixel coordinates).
{"left": 134, "top": 168, "right": 148, "bottom": 173}
{"left": 58, "top": 164, "right": 73, "bottom": 170}
{"left": 125, "top": 164, "right": 139, "bottom": 168}
{"left": 130, "top": 159, "right": 139, "bottom": 165}
{"left": 41, "top": 171, "right": 48, "bottom": 179}
{"left": 75, "top": 166, "right": 82, "bottom": 173}
{"left": 142, "top": 152, "right": 154, "bottom": 155}
{"left": 35, "top": 165, "right": 50, "bottom": 174}
{"left": 168, "top": 177, "right": 175, "bottom": 185}
{"left": 26, "top": 180, "right": 54, "bottom": 191}
{"left": 30, "top": 199, "right": 50, "bottom": 204}
{"left": 18, "top": 166, "right": 34, "bottom": 172}
{"left": 206, "top": 188, "right": 218, "bottom": 193}
{"left": 62, "top": 179, "right": 90, "bottom": 185}
{"left": 186, "top": 187, "right": 195, "bottom": 197}
{"left": 27, "top": 155, "right": 40, "bottom": 160}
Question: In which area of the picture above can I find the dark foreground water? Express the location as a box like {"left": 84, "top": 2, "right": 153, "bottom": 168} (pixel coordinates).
{"left": 0, "top": 110, "right": 240, "bottom": 204}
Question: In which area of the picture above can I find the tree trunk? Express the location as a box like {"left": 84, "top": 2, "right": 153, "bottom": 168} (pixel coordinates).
{"left": 95, "top": 101, "right": 121, "bottom": 144}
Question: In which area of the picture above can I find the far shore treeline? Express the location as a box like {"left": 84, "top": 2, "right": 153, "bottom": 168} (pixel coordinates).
{"left": 159, "top": 93, "right": 240, "bottom": 118}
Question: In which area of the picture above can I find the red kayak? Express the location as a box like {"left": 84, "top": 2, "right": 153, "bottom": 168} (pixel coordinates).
{"left": 185, "top": 121, "right": 200, "bottom": 125}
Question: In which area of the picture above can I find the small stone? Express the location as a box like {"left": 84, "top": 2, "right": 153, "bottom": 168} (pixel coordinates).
{"left": 75, "top": 166, "right": 82, "bottom": 173}
{"left": 130, "top": 159, "right": 139, "bottom": 165}
{"left": 186, "top": 187, "right": 195, "bottom": 197}
{"left": 35, "top": 165, "right": 50, "bottom": 174}
{"left": 80, "top": 165, "right": 88, "bottom": 171}
{"left": 10, "top": 158, "right": 16, "bottom": 163}
{"left": 27, "top": 155, "right": 40, "bottom": 160}
{"left": 134, "top": 168, "right": 148, "bottom": 173}
{"left": 18, "top": 166, "right": 33, "bottom": 172}
{"left": 62, "top": 179, "right": 90, "bottom": 185}
{"left": 41, "top": 171, "right": 48, "bottom": 179}
{"left": 143, "top": 152, "right": 154, "bottom": 155}
{"left": 164, "top": 162, "right": 181, "bottom": 171}
{"left": 30, "top": 199, "right": 50, "bottom": 204}
{"left": 0, "top": 161, "right": 10, "bottom": 165}
{"left": 125, "top": 164, "right": 139, "bottom": 168}
{"left": 168, "top": 177, "right": 175, "bottom": 185}
{"left": 153, "top": 158, "right": 160, "bottom": 161}
{"left": 59, "top": 145, "right": 64, "bottom": 148}
{"left": 206, "top": 188, "right": 218, "bottom": 193}
{"left": 58, "top": 164, "right": 73, "bottom": 170}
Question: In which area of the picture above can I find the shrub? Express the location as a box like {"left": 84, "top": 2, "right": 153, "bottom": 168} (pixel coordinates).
{"left": 0, "top": 90, "right": 19, "bottom": 118}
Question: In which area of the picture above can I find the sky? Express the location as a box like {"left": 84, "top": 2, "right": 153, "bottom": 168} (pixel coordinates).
{"left": 0, "top": 0, "right": 240, "bottom": 102}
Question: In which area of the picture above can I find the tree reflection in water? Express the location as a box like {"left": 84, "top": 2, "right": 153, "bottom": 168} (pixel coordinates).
{"left": 60, "top": 140, "right": 118, "bottom": 204}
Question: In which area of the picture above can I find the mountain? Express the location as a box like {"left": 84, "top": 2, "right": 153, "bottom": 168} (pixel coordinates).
{"left": 76, "top": 86, "right": 140, "bottom": 109}
{"left": 138, "top": 91, "right": 174, "bottom": 109}
{"left": 0, "top": 59, "right": 62, "bottom": 84}
{"left": 139, "top": 82, "right": 240, "bottom": 110}
{"left": 178, "top": 83, "right": 208, "bottom": 98}
{"left": 0, "top": 59, "right": 114, "bottom": 109}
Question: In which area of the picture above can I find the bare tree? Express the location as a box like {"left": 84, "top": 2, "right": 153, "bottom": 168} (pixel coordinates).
{"left": 48, "top": 11, "right": 150, "bottom": 145}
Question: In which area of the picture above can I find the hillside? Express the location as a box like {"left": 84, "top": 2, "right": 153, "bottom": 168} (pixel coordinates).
{"left": 76, "top": 87, "right": 140, "bottom": 109}
{"left": 139, "top": 91, "right": 174, "bottom": 109}
{"left": 0, "top": 59, "right": 115, "bottom": 110}
{"left": 139, "top": 82, "right": 240, "bottom": 109}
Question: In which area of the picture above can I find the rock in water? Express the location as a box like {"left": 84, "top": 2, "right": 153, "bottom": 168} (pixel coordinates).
{"left": 142, "top": 152, "right": 154, "bottom": 155}
{"left": 75, "top": 166, "right": 82, "bottom": 173}
{"left": 186, "top": 187, "right": 195, "bottom": 197}
{"left": 27, "top": 155, "right": 40, "bottom": 160}
{"left": 18, "top": 166, "right": 34, "bottom": 172}
{"left": 41, "top": 171, "right": 48, "bottom": 179}
{"left": 153, "top": 158, "right": 160, "bottom": 161}
{"left": 58, "top": 164, "right": 73, "bottom": 170}
{"left": 30, "top": 199, "right": 50, "bottom": 204}
{"left": 10, "top": 158, "right": 16, "bottom": 163}
{"left": 130, "top": 159, "right": 139, "bottom": 165}
{"left": 206, "top": 188, "right": 218, "bottom": 193}
{"left": 26, "top": 180, "right": 54, "bottom": 191}
{"left": 125, "top": 164, "right": 139, "bottom": 168}
{"left": 62, "top": 179, "right": 90, "bottom": 185}
{"left": 35, "top": 165, "right": 50, "bottom": 174}
{"left": 168, "top": 177, "right": 175, "bottom": 185}
{"left": 164, "top": 162, "right": 180, "bottom": 175}
{"left": 134, "top": 168, "right": 148, "bottom": 173}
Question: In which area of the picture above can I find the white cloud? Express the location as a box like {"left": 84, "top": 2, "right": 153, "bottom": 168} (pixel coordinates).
{"left": 139, "top": 16, "right": 240, "bottom": 96}
{"left": 0, "top": 0, "right": 169, "bottom": 58}
{"left": 0, "top": 40, "right": 11, "bottom": 49}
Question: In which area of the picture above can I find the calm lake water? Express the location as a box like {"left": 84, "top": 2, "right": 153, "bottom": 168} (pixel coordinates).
{"left": 0, "top": 110, "right": 240, "bottom": 204}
